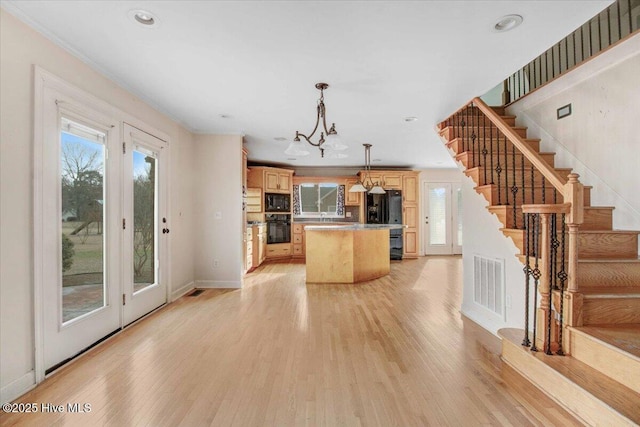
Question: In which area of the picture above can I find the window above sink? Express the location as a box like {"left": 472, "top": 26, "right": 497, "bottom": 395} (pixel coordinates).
{"left": 293, "top": 183, "right": 345, "bottom": 218}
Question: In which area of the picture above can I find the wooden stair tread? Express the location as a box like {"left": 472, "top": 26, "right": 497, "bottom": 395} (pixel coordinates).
{"left": 579, "top": 257, "right": 640, "bottom": 264}
{"left": 579, "top": 229, "right": 640, "bottom": 234}
{"left": 572, "top": 324, "right": 640, "bottom": 360}
{"left": 580, "top": 286, "right": 640, "bottom": 296}
{"left": 500, "top": 328, "right": 640, "bottom": 424}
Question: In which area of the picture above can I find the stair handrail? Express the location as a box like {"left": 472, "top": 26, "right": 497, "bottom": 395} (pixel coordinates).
{"left": 472, "top": 97, "right": 567, "bottom": 193}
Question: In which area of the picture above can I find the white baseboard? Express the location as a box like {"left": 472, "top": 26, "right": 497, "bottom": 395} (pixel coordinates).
{"left": 171, "top": 281, "right": 195, "bottom": 301}
{"left": 1, "top": 371, "right": 36, "bottom": 404}
{"left": 195, "top": 280, "right": 241, "bottom": 289}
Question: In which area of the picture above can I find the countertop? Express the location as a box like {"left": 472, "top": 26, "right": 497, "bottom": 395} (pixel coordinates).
{"left": 304, "top": 224, "right": 406, "bottom": 231}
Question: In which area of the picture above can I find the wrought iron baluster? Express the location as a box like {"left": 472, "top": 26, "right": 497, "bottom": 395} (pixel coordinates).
{"left": 607, "top": 7, "right": 612, "bottom": 46}
{"left": 627, "top": 0, "right": 633, "bottom": 34}
{"left": 572, "top": 32, "right": 577, "bottom": 67}
{"left": 521, "top": 152, "right": 526, "bottom": 228}
{"left": 531, "top": 213, "right": 541, "bottom": 352}
{"left": 522, "top": 212, "right": 532, "bottom": 347}
{"left": 530, "top": 164, "right": 535, "bottom": 206}
{"left": 489, "top": 123, "right": 495, "bottom": 185}
{"left": 504, "top": 133, "right": 510, "bottom": 206}
{"left": 496, "top": 131, "right": 502, "bottom": 205}
{"left": 511, "top": 146, "right": 518, "bottom": 228}
{"left": 616, "top": 1, "right": 621, "bottom": 41}
{"left": 546, "top": 213, "right": 559, "bottom": 355}
{"left": 556, "top": 213, "right": 568, "bottom": 355}
{"left": 541, "top": 176, "right": 546, "bottom": 204}
{"left": 482, "top": 112, "right": 488, "bottom": 185}
{"left": 472, "top": 106, "right": 479, "bottom": 168}
{"left": 598, "top": 11, "right": 603, "bottom": 53}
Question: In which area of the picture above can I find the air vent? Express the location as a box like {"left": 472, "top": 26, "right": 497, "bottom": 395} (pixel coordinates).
{"left": 473, "top": 255, "right": 505, "bottom": 317}
{"left": 188, "top": 289, "right": 204, "bottom": 297}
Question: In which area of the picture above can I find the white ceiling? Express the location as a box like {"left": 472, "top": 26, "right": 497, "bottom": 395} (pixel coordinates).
{"left": 2, "top": 0, "right": 611, "bottom": 168}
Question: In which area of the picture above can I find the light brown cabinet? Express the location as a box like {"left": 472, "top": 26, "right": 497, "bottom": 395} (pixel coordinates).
{"left": 246, "top": 187, "right": 262, "bottom": 212}
{"left": 266, "top": 243, "right": 291, "bottom": 259}
{"left": 245, "top": 226, "right": 253, "bottom": 272}
{"left": 403, "top": 174, "right": 418, "bottom": 204}
{"left": 381, "top": 173, "right": 402, "bottom": 189}
{"left": 248, "top": 166, "right": 293, "bottom": 195}
{"left": 262, "top": 169, "right": 292, "bottom": 193}
{"left": 251, "top": 224, "right": 267, "bottom": 269}
{"left": 345, "top": 178, "right": 361, "bottom": 206}
{"left": 292, "top": 223, "right": 305, "bottom": 257}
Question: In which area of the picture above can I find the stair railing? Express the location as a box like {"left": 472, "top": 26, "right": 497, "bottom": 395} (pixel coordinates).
{"left": 439, "top": 98, "right": 584, "bottom": 355}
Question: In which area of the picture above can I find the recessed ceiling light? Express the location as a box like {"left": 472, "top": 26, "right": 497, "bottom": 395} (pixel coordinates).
{"left": 494, "top": 14, "right": 523, "bottom": 32}
{"left": 404, "top": 117, "right": 418, "bottom": 122}
{"left": 274, "top": 137, "right": 287, "bottom": 141}
{"left": 219, "top": 114, "right": 230, "bottom": 119}
{"left": 129, "top": 10, "right": 159, "bottom": 28}
{"left": 287, "top": 158, "right": 297, "bottom": 161}
{"left": 372, "top": 159, "right": 382, "bottom": 162}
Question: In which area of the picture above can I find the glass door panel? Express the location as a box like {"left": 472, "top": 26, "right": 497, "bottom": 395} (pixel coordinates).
{"left": 132, "top": 150, "right": 157, "bottom": 293}
{"left": 60, "top": 118, "right": 106, "bottom": 323}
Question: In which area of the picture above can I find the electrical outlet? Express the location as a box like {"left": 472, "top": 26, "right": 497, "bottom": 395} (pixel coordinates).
{"left": 213, "top": 259, "right": 219, "bottom": 268}
{"left": 346, "top": 212, "right": 352, "bottom": 218}
{"left": 214, "top": 211, "right": 222, "bottom": 220}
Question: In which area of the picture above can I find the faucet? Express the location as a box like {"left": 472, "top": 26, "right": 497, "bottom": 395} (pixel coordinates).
{"left": 321, "top": 212, "right": 327, "bottom": 222}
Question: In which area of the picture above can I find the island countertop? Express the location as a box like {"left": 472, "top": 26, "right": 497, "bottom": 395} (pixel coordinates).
{"left": 304, "top": 224, "right": 406, "bottom": 231}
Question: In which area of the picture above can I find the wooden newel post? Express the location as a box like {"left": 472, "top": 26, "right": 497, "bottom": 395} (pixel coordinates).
{"left": 563, "top": 173, "right": 584, "bottom": 333}
{"left": 538, "top": 213, "right": 552, "bottom": 351}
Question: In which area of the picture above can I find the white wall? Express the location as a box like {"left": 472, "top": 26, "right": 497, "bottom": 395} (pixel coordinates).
{"left": 193, "top": 135, "right": 244, "bottom": 288}
{"left": 507, "top": 34, "right": 640, "bottom": 232}
{"left": 0, "top": 9, "right": 196, "bottom": 401}
{"left": 460, "top": 174, "right": 528, "bottom": 335}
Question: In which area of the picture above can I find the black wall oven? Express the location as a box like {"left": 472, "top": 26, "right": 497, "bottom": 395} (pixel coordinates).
{"left": 265, "top": 193, "right": 290, "bottom": 212}
{"left": 265, "top": 214, "right": 291, "bottom": 244}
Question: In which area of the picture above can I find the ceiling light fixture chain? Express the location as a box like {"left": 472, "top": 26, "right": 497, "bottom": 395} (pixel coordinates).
{"left": 285, "top": 83, "right": 347, "bottom": 158}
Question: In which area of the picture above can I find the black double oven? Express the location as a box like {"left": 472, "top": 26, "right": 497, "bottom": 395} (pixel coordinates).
{"left": 265, "top": 193, "right": 291, "bottom": 244}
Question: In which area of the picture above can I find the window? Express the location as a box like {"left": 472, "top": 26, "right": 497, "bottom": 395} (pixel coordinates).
{"left": 298, "top": 183, "right": 343, "bottom": 217}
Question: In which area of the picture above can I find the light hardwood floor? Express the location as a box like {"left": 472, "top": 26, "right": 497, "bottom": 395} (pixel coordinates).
{"left": 1, "top": 257, "right": 581, "bottom": 426}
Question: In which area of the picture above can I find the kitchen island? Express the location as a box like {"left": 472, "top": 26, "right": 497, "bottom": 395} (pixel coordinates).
{"left": 304, "top": 224, "right": 405, "bottom": 283}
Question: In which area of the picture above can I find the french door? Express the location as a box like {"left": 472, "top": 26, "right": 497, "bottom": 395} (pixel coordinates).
{"left": 42, "top": 102, "right": 121, "bottom": 373}
{"left": 39, "top": 85, "right": 168, "bottom": 375}
{"left": 122, "top": 124, "right": 168, "bottom": 325}
{"left": 423, "top": 182, "right": 462, "bottom": 255}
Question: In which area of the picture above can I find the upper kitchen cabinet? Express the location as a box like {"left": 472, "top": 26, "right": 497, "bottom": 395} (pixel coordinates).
{"left": 344, "top": 178, "right": 361, "bottom": 206}
{"left": 402, "top": 173, "right": 418, "bottom": 204}
{"left": 357, "top": 170, "right": 402, "bottom": 190}
{"left": 248, "top": 166, "right": 293, "bottom": 194}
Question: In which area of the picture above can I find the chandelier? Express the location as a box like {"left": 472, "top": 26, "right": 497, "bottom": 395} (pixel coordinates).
{"left": 285, "top": 83, "right": 348, "bottom": 158}
{"left": 349, "top": 144, "right": 385, "bottom": 194}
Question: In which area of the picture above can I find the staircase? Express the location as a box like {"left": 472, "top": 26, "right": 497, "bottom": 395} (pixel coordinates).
{"left": 438, "top": 98, "right": 640, "bottom": 425}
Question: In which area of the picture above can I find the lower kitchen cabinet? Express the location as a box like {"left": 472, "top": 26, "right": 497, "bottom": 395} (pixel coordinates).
{"left": 266, "top": 243, "right": 291, "bottom": 259}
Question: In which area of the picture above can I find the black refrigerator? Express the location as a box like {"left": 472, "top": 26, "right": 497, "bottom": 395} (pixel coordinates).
{"left": 366, "top": 189, "right": 403, "bottom": 260}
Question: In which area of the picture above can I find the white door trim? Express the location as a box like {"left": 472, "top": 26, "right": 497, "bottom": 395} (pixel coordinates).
{"left": 33, "top": 67, "right": 172, "bottom": 383}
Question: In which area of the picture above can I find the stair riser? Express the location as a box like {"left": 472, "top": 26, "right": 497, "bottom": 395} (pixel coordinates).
{"left": 577, "top": 262, "right": 640, "bottom": 288}
{"left": 443, "top": 126, "right": 527, "bottom": 140}
{"left": 578, "top": 233, "right": 639, "bottom": 259}
{"left": 457, "top": 152, "right": 555, "bottom": 169}
{"left": 569, "top": 329, "right": 640, "bottom": 394}
{"left": 477, "top": 185, "right": 591, "bottom": 207}
{"left": 466, "top": 168, "right": 569, "bottom": 188}
{"left": 501, "top": 229, "right": 636, "bottom": 258}
{"left": 583, "top": 297, "right": 640, "bottom": 324}
{"left": 489, "top": 207, "right": 613, "bottom": 231}
{"left": 447, "top": 137, "right": 540, "bottom": 154}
